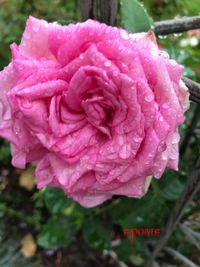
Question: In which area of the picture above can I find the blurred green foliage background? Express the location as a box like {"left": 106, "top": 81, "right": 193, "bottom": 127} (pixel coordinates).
{"left": 0, "top": 0, "right": 200, "bottom": 266}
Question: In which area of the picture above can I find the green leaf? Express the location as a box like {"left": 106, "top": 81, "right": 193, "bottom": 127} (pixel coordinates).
{"left": 116, "top": 239, "right": 133, "bottom": 261}
{"left": 152, "top": 170, "right": 185, "bottom": 201}
{"left": 120, "top": 0, "right": 154, "bottom": 33}
{"left": 43, "top": 187, "right": 72, "bottom": 214}
{"left": 38, "top": 215, "right": 80, "bottom": 249}
{"left": 83, "top": 218, "right": 110, "bottom": 250}
{"left": 109, "top": 192, "right": 165, "bottom": 228}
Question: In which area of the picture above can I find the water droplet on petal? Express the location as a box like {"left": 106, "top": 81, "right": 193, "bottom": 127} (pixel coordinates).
{"left": 79, "top": 54, "right": 84, "bottom": 60}
{"left": 13, "top": 124, "right": 20, "bottom": 135}
{"left": 32, "top": 23, "right": 40, "bottom": 32}
{"left": 161, "top": 151, "right": 168, "bottom": 160}
{"left": 69, "top": 124, "right": 76, "bottom": 129}
{"left": 159, "top": 50, "right": 169, "bottom": 59}
{"left": 22, "top": 99, "right": 32, "bottom": 109}
{"left": 121, "top": 63, "right": 126, "bottom": 68}
{"left": 145, "top": 93, "right": 154, "bottom": 102}
{"left": 133, "top": 136, "right": 141, "bottom": 143}
{"left": 0, "top": 100, "right": 3, "bottom": 118}
{"left": 120, "top": 30, "right": 129, "bottom": 40}
{"left": 162, "top": 103, "right": 169, "bottom": 109}
{"left": 159, "top": 116, "right": 164, "bottom": 122}
{"left": 172, "top": 132, "right": 180, "bottom": 144}
{"left": 158, "top": 141, "right": 167, "bottom": 152}
{"left": 170, "top": 59, "right": 177, "bottom": 66}
{"left": 104, "top": 60, "right": 111, "bottom": 67}
{"left": 119, "top": 143, "right": 132, "bottom": 159}
{"left": 118, "top": 136, "right": 124, "bottom": 145}
{"left": 112, "top": 70, "right": 118, "bottom": 76}
{"left": 3, "top": 110, "right": 11, "bottom": 121}
{"left": 25, "top": 32, "right": 31, "bottom": 40}
{"left": 87, "top": 164, "right": 93, "bottom": 170}
{"left": 150, "top": 49, "right": 158, "bottom": 57}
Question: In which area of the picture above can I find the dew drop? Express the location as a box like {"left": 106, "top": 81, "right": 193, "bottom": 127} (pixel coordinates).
{"left": 25, "top": 32, "right": 31, "bottom": 40}
{"left": 87, "top": 164, "right": 93, "bottom": 170}
{"left": 189, "top": 36, "right": 199, "bottom": 47}
{"left": 69, "top": 124, "right": 76, "bottom": 129}
{"left": 112, "top": 70, "right": 118, "bottom": 76}
{"left": 173, "top": 33, "right": 182, "bottom": 37}
{"left": 133, "top": 136, "right": 141, "bottom": 143}
{"left": 170, "top": 151, "right": 177, "bottom": 160}
{"left": 0, "top": 100, "right": 3, "bottom": 118}
{"left": 158, "top": 35, "right": 168, "bottom": 39}
{"left": 22, "top": 99, "right": 32, "bottom": 109}
{"left": 161, "top": 151, "right": 168, "bottom": 160}
{"left": 79, "top": 54, "right": 84, "bottom": 60}
{"left": 32, "top": 23, "right": 40, "bottom": 32}
{"left": 145, "top": 93, "right": 154, "bottom": 102}
{"left": 150, "top": 49, "right": 158, "bottom": 57}
{"left": 170, "top": 59, "right": 177, "bottom": 66}
{"left": 118, "top": 136, "right": 124, "bottom": 145}
{"left": 3, "top": 110, "right": 11, "bottom": 121}
{"left": 120, "top": 30, "right": 129, "bottom": 40}
{"left": 43, "top": 21, "right": 49, "bottom": 28}
{"left": 137, "top": 185, "right": 143, "bottom": 191}
{"left": 158, "top": 141, "right": 167, "bottom": 152}
{"left": 172, "top": 132, "right": 180, "bottom": 144}
{"left": 159, "top": 50, "right": 169, "bottom": 59}
{"left": 104, "top": 60, "right": 111, "bottom": 67}
{"left": 119, "top": 143, "right": 132, "bottom": 159}
{"left": 96, "top": 163, "right": 104, "bottom": 169}
{"left": 13, "top": 124, "right": 20, "bottom": 135}
{"left": 159, "top": 116, "right": 164, "bottom": 122}
{"left": 162, "top": 103, "right": 168, "bottom": 109}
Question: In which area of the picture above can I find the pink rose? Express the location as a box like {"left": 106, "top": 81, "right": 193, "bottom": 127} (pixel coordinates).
{"left": 0, "top": 17, "right": 189, "bottom": 207}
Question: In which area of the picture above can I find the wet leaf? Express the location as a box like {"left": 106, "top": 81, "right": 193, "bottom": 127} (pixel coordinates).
{"left": 120, "top": 0, "right": 154, "bottom": 33}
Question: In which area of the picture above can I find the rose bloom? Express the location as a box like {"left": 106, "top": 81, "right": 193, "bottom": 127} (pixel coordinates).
{"left": 0, "top": 17, "right": 189, "bottom": 207}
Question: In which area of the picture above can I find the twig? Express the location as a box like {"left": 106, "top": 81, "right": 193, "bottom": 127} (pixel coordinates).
{"left": 182, "top": 77, "right": 200, "bottom": 104}
{"left": 164, "top": 247, "right": 198, "bottom": 267}
{"left": 180, "top": 104, "right": 200, "bottom": 154}
{"left": 155, "top": 16, "right": 200, "bottom": 35}
{"left": 179, "top": 223, "right": 200, "bottom": 249}
{"left": 100, "top": 0, "right": 118, "bottom": 26}
{"left": 144, "top": 157, "right": 200, "bottom": 267}
{"left": 80, "top": 0, "right": 98, "bottom": 21}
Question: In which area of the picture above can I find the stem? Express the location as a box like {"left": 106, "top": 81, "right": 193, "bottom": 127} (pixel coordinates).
{"left": 180, "top": 104, "right": 200, "bottom": 155}
{"left": 144, "top": 157, "right": 200, "bottom": 267}
{"left": 164, "top": 247, "right": 198, "bottom": 267}
{"left": 100, "top": 0, "right": 118, "bottom": 26}
{"left": 80, "top": 0, "right": 98, "bottom": 21}
{"left": 182, "top": 77, "right": 200, "bottom": 104}
{"left": 0, "top": 203, "right": 41, "bottom": 230}
{"left": 155, "top": 16, "right": 200, "bottom": 35}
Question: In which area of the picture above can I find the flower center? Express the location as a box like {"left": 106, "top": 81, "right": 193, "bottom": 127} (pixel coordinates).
{"left": 82, "top": 96, "right": 113, "bottom": 138}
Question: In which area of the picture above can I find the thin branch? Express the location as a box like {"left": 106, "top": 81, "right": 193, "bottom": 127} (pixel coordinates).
{"left": 80, "top": 0, "right": 98, "bottom": 21}
{"left": 100, "top": 0, "right": 118, "bottom": 26}
{"left": 155, "top": 16, "right": 200, "bottom": 35}
{"left": 164, "top": 247, "right": 198, "bottom": 267}
{"left": 182, "top": 77, "right": 200, "bottom": 104}
{"left": 144, "top": 157, "right": 200, "bottom": 267}
{"left": 179, "top": 223, "right": 200, "bottom": 250}
{"left": 180, "top": 105, "right": 200, "bottom": 154}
